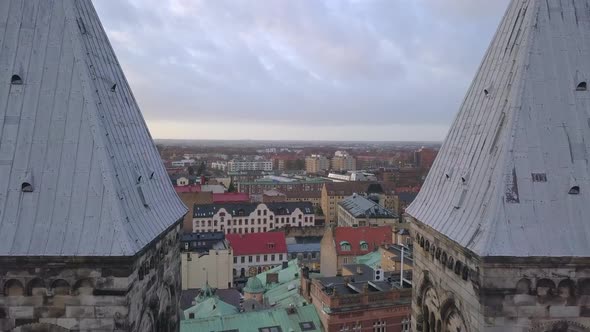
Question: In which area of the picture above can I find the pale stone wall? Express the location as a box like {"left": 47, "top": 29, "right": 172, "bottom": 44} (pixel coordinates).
{"left": 181, "top": 248, "right": 233, "bottom": 290}
{"left": 0, "top": 222, "right": 182, "bottom": 332}
{"left": 410, "top": 216, "right": 590, "bottom": 332}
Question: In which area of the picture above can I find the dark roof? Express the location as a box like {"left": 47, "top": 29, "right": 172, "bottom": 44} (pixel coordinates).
{"left": 398, "top": 192, "right": 418, "bottom": 203}
{"left": 324, "top": 182, "right": 396, "bottom": 196}
{"left": 180, "top": 288, "right": 242, "bottom": 311}
{"left": 193, "top": 202, "right": 314, "bottom": 218}
{"left": 338, "top": 195, "right": 398, "bottom": 219}
{"left": 181, "top": 232, "right": 225, "bottom": 243}
{"left": 285, "top": 191, "right": 322, "bottom": 199}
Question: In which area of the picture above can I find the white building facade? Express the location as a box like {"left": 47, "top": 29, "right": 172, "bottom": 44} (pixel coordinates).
{"left": 227, "top": 160, "right": 273, "bottom": 172}
{"left": 193, "top": 202, "right": 315, "bottom": 234}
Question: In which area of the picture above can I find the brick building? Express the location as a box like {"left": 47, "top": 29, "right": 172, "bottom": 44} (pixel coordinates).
{"left": 321, "top": 182, "right": 397, "bottom": 224}
{"left": 300, "top": 265, "right": 411, "bottom": 332}
{"left": 320, "top": 225, "right": 393, "bottom": 277}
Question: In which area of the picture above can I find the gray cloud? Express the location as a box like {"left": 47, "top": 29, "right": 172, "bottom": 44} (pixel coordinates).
{"left": 93, "top": 0, "right": 510, "bottom": 139}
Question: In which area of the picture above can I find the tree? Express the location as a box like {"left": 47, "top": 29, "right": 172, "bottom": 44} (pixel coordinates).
{"left": 228, "top": 180, "right": 236, "bottom": 193}
{"left": 196, "top": 162, "right": 206, "bottom": 176}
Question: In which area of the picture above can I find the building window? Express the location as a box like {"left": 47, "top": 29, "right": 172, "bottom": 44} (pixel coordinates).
{"left": 241, "top": 256, "right": 245, "bottom": 263}
{"left": 271, "top": 254, "right": 275, "bottom": 261}
{"left": 249, "top": 256, "right": 253, "bottom": 263}
{"left": 256, "top": 255, "right": 260, "bottom": 262}
{"left": 300, "top": 322, "right": 316, "bottom": 331}
{"left": 264, "top": 210, "right": 267, "bottom": 216}
{"left": 259, "top": 327, "right": 281, "bottom": 332}
{"left": 340, "top": 241, "right": 351, "bottom": 251}
{"left": 245, "top": 220, "right": 248, "bottom": 225}
{"left": 360, "top": 241, "right": 369, "bottom": 251}
{"left": 258, "top": 210, "right": 261, "bottom": 216}
{"left": 373, "top": 320, "right": 386, "bottom": 332}
{"left": 234, "top": 257, "right": 237, "bottom": 264}
{"left": 264, "top": 255, "right": 268, "bottom": 261}
{"left": 401, "top": 318, "right": 410, "bottom": 332}
{"left": 270, "top": 215, "right": 273, "bottom": 220}
{"left": 279, "top": 254, "right": 283, "bottom": 261}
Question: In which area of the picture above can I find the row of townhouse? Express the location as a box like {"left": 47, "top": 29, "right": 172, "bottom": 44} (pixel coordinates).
{"left": 192, "top": 202, "right": 315, "bottom": 234}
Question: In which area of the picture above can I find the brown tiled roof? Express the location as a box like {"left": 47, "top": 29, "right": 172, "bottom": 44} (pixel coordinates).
{"left": 285, "top": 191, "right": 321, "bottom": 199}
{"left": 324, "top": 182, "right": 374, "bottom": 196}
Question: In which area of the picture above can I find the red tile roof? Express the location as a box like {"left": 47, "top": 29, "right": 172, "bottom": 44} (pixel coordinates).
{"left": 226, "top": 232, "right": 287, "bottom": 256}
{"left": 212, "top": 193, "right": 250, "bottom": 203}
{"left": 334, "top": 225, "right": 392, "bottom": 256}
{"left": 174, "top": 184, "right": 201, "bottom": 193}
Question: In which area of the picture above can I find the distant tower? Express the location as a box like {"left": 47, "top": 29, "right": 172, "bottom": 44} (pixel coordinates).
{"left": 243, "top": 277, "right": 265, "bottom": 304}
{"left": 0, "top": 1, "right": 187, "bottom": 331}
{"left": 407, "top": 1, "right": 590, "bottom": 331}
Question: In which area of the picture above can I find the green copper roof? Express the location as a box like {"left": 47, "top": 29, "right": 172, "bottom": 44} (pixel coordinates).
{"left": 244, "top": 277, "right": 264, "bottom": 293}
{"left": 183, "top": 296, "right": 238, "bottom": 320}
{"left": 181, "top": 305, "right": 322, "bottom": 332}
{"left": 255, "top": 259, "right": 300, "bottom": 287}
{"left": 355, "top": 250, "right": 382, "bottom": 269}
{"left": 264, "top": 281, "right": 308, "bottom": 308}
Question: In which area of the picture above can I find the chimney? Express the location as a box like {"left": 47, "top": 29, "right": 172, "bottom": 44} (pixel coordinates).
{"left": 266, "top": 273, "right": 279, "bottom": 285}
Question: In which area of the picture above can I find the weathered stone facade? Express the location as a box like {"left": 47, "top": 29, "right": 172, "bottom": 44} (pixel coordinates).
{"left": 411, "top": 217, "right": 590, "bottom": 332}
{"left": 0, "top": 223, "right": 182, "bottom": 332}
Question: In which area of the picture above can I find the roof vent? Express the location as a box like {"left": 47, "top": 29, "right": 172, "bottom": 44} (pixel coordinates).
{"left": 577, "top": 82, "right": 587, "bottom": 91}
{"left": 110, "top": 83, "right": 117, "bottom": 92}
{"left": 21, "top": 182, "right": 33, "bottom": 192}
{"left": 21, "top": 172, "right": 33, "bottom": 192}
{"left": 569, "top": 186, "right": 580, "bottom": 195}
{"left": 484, "top": 88, "right": 490, "bottom": 96}
{"left": 11, "top": 74, "right": 22, "bottom": 85}
{"left": 136, "top": 175, "right": 142, "bottom": 184}
{"left": 149, "top": 171, "right": 155, "bottom": 179}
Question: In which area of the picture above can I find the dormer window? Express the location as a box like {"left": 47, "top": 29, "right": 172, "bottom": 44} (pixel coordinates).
{"left": 11, "top": 74, "right": 22, "bottom": 85}
{"left": 360, "top": 241, "right": 368, "bottom": 251}
{"left": 577, "top": 82, "right": 587, "bottom": 91}
{"left": 569, "top": 186, "right": 580, "bottom": 195}
{"left": 340, "top": 241, "right": 351, "bottom": 251}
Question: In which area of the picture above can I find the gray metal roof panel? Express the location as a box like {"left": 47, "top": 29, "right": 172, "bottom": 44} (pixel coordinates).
{"left": 0, "top": 0, "right": 187, "bottom": 256}
{"left": 339, "top": 194, "right": 398, "bottom": 218}
{"left": 407, "top": 0, "right": 590, "bottom": 257}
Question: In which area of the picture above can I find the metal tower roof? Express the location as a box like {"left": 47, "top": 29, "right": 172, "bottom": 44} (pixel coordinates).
{"left": 407, "top": 0, "right": 590, "bottom": 257}
{"left": 0, "top": 0, "right": 187, "bottom": 256}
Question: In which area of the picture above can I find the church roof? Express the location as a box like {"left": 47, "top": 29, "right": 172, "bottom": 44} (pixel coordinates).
{"left": 407, "top": 0, "right": 590, "bottom": 257}
{"left": 0, "top": 0, "right": 187, "bottom": 256}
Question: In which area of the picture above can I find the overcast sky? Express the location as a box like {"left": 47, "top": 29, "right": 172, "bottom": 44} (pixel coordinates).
{"left": 94, "top": 0, "right": 510, "bottom": 141}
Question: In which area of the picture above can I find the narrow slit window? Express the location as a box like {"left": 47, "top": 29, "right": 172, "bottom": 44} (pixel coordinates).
{"left": 484, "top": 89, "right": 489, "bottom": 96}
{"left": 577, "top": 82, "right": 587, "bottom": 91}
{"left": 111, "top": 83, "right": 117, "bottom": 92}
{"left": 569, "top": 186, "right": 580, "bottom": 195}
{"left": 11, "top": 75, "right": 22, "bottom": 85}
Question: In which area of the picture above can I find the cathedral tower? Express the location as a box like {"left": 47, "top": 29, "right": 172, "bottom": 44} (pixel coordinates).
{"left": 407, "top": 1, "right": 590, "bottom": 331}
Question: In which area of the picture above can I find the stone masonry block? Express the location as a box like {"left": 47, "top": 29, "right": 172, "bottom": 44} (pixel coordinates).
{"left": 549, "top": 305, "right": 580, "bottom": 318}
{"left": 9, "top": 306, "right": 34, "bottom": 318}
{"left": 66, "top": 305, "right": 95, "bottom": 318}
{"left": 79, "top": 318, "right": 115, "bottom": 330}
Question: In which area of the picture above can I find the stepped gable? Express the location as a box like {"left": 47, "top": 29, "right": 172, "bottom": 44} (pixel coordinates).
{"left": 0, "top": 0, "right": 187, "bottom": 256}
{"left": 407, "top": 0, "right": 590, "bottom": 257}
